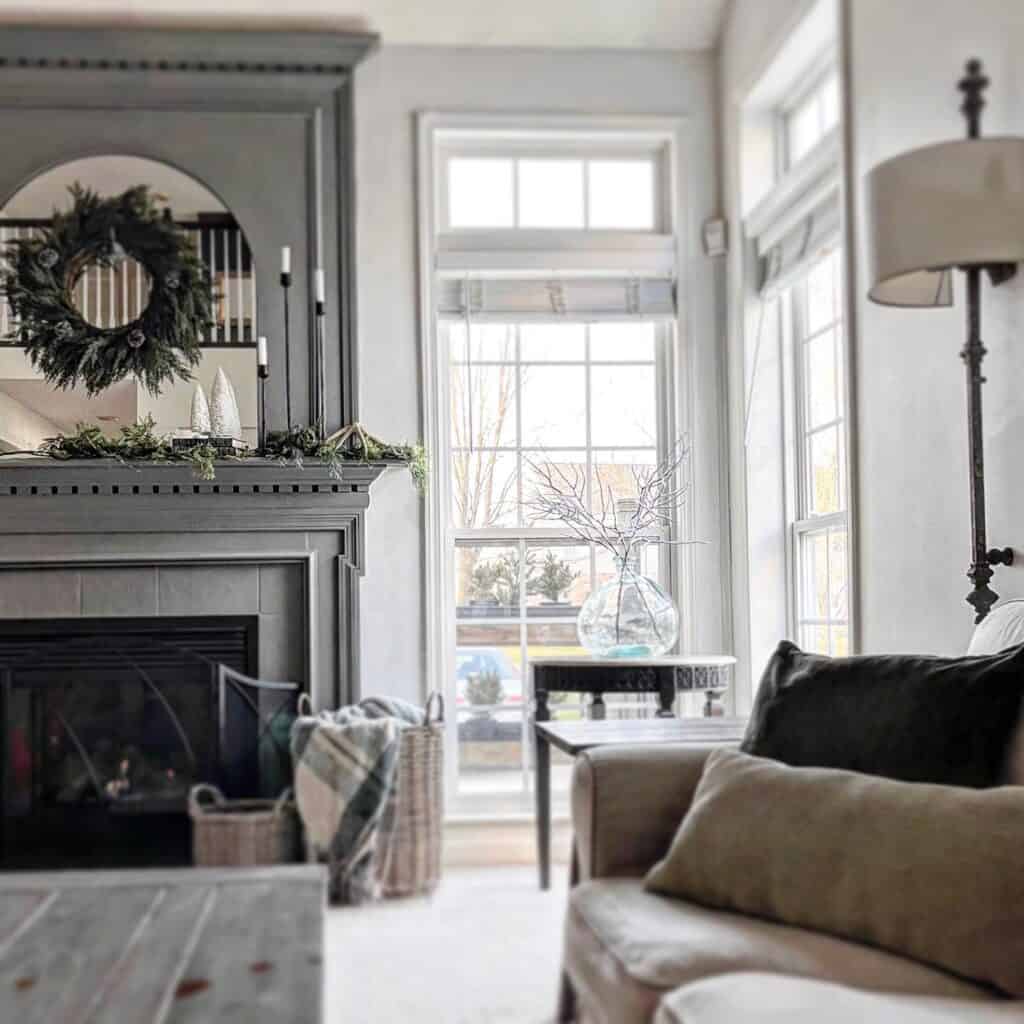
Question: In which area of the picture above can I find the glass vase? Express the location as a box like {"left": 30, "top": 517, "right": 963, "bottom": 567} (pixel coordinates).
{"left": 577, "top": 564, "right": 679, "bottom": 658}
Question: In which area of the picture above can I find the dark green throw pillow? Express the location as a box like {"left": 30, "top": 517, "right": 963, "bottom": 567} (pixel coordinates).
{"left": 741, "top": 639, "right": 1024, "bottom": 787}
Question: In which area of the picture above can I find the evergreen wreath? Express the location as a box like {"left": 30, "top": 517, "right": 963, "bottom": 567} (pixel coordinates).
{"left": 3, "top": 184, "right": 214, "bottom": 396}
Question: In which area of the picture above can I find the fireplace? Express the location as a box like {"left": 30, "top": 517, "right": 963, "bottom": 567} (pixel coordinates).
{"left": 0, "top": 616, "right": 298, "bottom": 868}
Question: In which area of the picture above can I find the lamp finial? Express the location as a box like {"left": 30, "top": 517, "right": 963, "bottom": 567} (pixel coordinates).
{"left": 959, "top": 58, "right": 989, "bottom": 139}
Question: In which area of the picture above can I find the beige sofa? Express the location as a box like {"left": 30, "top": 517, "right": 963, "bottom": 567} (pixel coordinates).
{"left": 559, "top": 743, "right": 1024, "bottom": 1023}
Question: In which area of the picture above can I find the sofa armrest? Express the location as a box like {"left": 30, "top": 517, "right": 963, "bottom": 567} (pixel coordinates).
{"left": 571, "top": 743, "right": 715, "bottom": 881}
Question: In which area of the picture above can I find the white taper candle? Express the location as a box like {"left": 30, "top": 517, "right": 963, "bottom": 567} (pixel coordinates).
{"left": 315, "top": 268, "right": 325, "bottom": 305}
{"left": 257, "top": 335, "right": 268, "bottom": 367}
{"left": 281, "top": 246, "right": 291, "bottom": 276}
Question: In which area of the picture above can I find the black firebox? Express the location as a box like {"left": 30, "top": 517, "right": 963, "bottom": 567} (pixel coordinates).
{"left": 0, "top": 617, "right": 298, "bottom": 868}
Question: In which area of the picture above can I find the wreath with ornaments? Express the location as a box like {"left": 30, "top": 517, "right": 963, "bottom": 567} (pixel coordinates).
{"left": 2, "top": 184, "right": 214, "bottom": 396}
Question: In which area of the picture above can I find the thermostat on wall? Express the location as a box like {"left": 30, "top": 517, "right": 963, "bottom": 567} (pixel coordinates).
{"left": 702, "top": 218, "right": 728, "bottom": 257}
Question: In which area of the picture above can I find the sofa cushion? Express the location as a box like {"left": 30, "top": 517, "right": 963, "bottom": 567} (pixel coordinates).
{"left": 645, "top": 749, "right": 1024, "bottom": 997}
{"left": 564, "top": 878, "right": 989, "bottom": 1024}
{"left": 741, "top": 639, "right": 1024, "bottom": 786}
{"left": 655, "top": 974, "right": 1023, "bottom": 1024}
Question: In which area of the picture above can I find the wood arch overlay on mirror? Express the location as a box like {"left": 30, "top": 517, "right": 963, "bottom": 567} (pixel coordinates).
{"left": 0, "top": 25, "right": 378, "bottom": 432}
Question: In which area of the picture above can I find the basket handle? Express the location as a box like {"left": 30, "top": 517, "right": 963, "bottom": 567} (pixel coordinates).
{"left": 425, "top": 691, "right": 444, "bottom": 724}
{"left": 297, "top": 693, "right": 314, "bottom": 716}
{"left": 188, "top": 783, "right": 225, "bottom": 817}
{"left": 272, "top": 787, "right": 294, "bottom": 817}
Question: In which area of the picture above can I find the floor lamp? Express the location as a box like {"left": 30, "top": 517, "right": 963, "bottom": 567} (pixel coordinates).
{"left": 865, "top": 59, "right": 1024, "bottom": 623}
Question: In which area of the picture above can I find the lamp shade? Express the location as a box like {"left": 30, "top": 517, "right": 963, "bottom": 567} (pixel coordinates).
{"left": 866, "top": 138, "right": 1024, "bottom": 306}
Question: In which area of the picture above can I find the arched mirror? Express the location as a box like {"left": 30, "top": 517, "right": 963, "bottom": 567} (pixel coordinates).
{"left": 0, "top": 156, "right": 259, "bottom": 450}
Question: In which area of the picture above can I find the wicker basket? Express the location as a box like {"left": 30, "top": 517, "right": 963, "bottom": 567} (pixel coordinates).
{"left": 189, "top": 784, "right": 299, "bottom": 867}
{"left": 378, "top": 692, "right": 445, "bottom": 897}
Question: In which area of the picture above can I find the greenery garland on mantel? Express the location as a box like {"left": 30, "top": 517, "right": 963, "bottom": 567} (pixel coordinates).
{"left": 0, "top": 418, "right": 427, "bottom": 491}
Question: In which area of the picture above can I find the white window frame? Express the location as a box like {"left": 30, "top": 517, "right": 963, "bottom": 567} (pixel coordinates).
{"left": 418, "top": 113, "right": 695, "bottom": 816}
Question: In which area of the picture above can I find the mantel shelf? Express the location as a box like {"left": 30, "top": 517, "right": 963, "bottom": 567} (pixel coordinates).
{"left": 0, "top": 457, "right": 391, "bottom": 496}
{"left": 0, "top": 458, "right": 396, "bottom": 544}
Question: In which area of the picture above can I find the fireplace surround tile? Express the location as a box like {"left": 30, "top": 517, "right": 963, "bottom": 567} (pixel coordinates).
{"left": 259, "top": 564, "right": 305, "bottom": 616}
{"left": 81, "top": 568, "right": 159, "bottom": 617}
{"left": 258, "top": 613, "right": 307, "bottom": 682}
{"left": 0, "top": 568, "right": 81, "bottom": 617}
{"left": 157, "top": 565, "right": 261, "bottom": 616}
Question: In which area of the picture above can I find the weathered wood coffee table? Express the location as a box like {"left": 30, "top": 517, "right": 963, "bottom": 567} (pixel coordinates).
{"left": 0, "top": 865, "right": 326, "bottom": 1022}
{"left": 534, "top": 717, "right": 747, "bottom": 889}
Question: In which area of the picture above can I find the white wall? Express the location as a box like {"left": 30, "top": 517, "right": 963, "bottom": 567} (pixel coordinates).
{"left": 847, "top": 0, "right": 1024, "bottom": 655}
{"left": 354, "top": 45, "right": 725, "bottom": 702}
{"left": 0, "top": 389, "right": 60, "bottom": 451}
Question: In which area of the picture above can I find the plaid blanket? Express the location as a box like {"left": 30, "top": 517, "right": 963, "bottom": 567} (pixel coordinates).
{"left": 291, "top": 696, "right": 424, "bottom": 904}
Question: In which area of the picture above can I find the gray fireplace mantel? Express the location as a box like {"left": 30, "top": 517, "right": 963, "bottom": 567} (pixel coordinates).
{"left": 0, "top": 459, "right": 391, "bottom": 706}
{"left": 0, "top": 458, "right": 385, "bottom": 549}
{"left": 0, "top": 26, "right": 389, "bottom": 709}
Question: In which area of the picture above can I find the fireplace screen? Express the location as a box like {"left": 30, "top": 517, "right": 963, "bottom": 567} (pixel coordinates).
{"left": 0, "top": 617, "right": 298, "bottom": 867}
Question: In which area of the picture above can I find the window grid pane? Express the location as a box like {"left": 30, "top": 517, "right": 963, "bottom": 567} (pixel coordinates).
{"left": 448, "top": 158, "right": 515, "bottom": 228}
{"left": 443, "top": 154, "right": 659, "bottom": 232}
{"left": 791, "top": 246, "right": 849, "bottom": 657}
{"left": 517, "top": 159, "right": 585, "bottom": 229}
{"left": 448, "top": 320, "right": 662, "bottom": 814}
{"left": 785, "top": 70, "right": 840, "bottom": 169}
{"left": 795, "top": 249, "right": 845, "bottom": 520}
{"left": 796, "top": 523, "right": 849, "bottom": 655}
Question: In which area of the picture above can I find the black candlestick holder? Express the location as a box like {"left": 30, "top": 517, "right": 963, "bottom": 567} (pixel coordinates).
{"left": 312, "top": 298, "right": 326, "bottom": 440}
{"left": 281, "top": 270, "right": 293, "bottom": 429}
{"left": 258, "top": 363, "right": 270, "bottom": 452}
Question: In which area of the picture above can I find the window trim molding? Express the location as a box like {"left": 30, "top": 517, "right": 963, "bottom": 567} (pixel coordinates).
{"left": 417, "top": 112, "right": 696, "bottom": 801}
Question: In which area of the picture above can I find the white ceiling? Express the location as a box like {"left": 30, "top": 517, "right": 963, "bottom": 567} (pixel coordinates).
{"left": 0, "top": 0, "right": 729, "bottom": 50}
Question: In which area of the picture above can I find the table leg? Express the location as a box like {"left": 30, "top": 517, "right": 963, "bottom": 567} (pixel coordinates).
{"left": 657, "top": 677, "right": 676, "bottom": 718}
{"left": 590, "top": 692, "right": 606, "bottom": 720}
{"left": 535, "top": 687, "right": 551, "bottom": 891}
{"left": 535, "top": 725, "right": 551, "bottom": 891}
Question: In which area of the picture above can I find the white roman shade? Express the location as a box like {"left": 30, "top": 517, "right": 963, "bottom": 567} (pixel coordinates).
{"left": 436, "top": 276, "right": 676, "bottom": 322}
{"left": 756, "top": 189, "right": 841, "bottom": 298}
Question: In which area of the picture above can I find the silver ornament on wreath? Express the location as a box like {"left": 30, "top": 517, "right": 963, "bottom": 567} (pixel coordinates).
{"left": 164, "top": 271, "right": 181, "bottom": 290}
{"left": 128, "top": 328, "right": 146, "bottom": 349}
{"left": 54, "top": 320, "right": 72, "bottom": 339}
{"left": 37, "top": 248, "right": 59, "bottom": 270}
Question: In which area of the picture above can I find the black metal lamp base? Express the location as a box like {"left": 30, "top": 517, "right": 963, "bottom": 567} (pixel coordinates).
{"left": 967, "top": 547, "right": 1014, "bottom": 624}
{"left": 957, "top": 62, "right": 1016, "bottom": 626}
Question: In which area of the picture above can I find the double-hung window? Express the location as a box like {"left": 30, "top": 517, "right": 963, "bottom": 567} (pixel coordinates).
{"left": 743, "top": 53, "right": 852, "bottom": 664}
{"left": 419, "top": 117, "right": 682, "bottom": 817}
